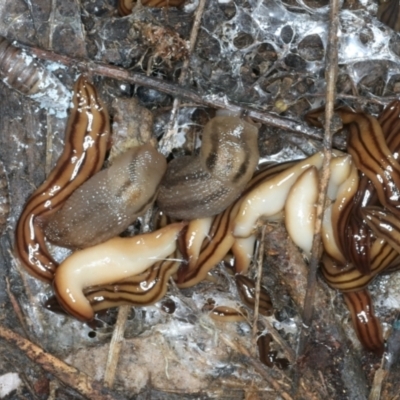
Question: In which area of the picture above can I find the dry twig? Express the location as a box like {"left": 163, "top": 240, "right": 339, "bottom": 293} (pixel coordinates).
{"left": 17, "top": 42, "right": 331, "bottom": 144}
{"left": 0, "top": 325, "right": 120, "bottom": 400}
{"left": 5, "top": 277, "right": 30, "bottom": 339}
{"left": 297, "top": 0, "right": 341, "bottom": 357}
{"left": 251, "top": 225, "right": 266, "bottom": 356}
{"left": 103, "top": 305, "right": 131, "bottom": 388}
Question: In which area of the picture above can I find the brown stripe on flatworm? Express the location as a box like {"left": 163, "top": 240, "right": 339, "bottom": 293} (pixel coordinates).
{"left": 343, "top": 101, "right": 400, "bottom": 273}
{"left": 209, "top": 306, "right": 248, "bottom": 322}
{"left": 0, "top": 160, "right": 10, "bottom": 236}
{"left": 14, "top": 76, "right": 110, "bottom": 282}
{"left": 377, "top": 0, "right": 400, "bottom": 31}
{"left": 342, "top": 164, "right": 380, "bottom": 273}
{"left": 340, "top": 109, "right": 400, "bottom": 213}
{"left": 362, "top": 206, "right": 400, "bottom": 255}
{"left": 343, "top": 290, "right": 384, "bottom": 355}
{"left": 235, "top": 275, "right": 273, "bottom": 316}
{"left": 379, "top": 100, "right": 400, "bottom": 158}
{"left": 176, "top": 161, "right": 297, "bottom": 288}
{"left": 320, "top": 239, "right": 398, "bottom": 291}
{"left": 85, "top": 252, "right": 180, "bottom": 312}
{"left": 307, "top": 106, "right": 400, "bottom": 212}
{"left": 307, "top": 104, "right": 400, "bottom": 273}
{"left": 157, "top": 116, "right": 259, "bottom": 220}
{"left": 44, "top": 144, "right": 166, "bottom": 249}
{"left": 117, "top": 0, "right": 186, "bottom": 15}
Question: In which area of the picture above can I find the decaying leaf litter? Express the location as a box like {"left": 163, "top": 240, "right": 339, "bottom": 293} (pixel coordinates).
{"left": 0, "top": 0, "right": 400, "bottom": 399}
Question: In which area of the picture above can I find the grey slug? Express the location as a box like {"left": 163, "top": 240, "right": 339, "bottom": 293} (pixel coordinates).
{"left": 45, "top": 143, "right": 167, "bottom": 249}
{"left": 157, "top": 115, "right": 259, "bottom": 221}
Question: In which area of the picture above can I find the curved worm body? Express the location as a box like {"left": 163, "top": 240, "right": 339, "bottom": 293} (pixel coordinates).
{"left": 0, "top": 160, "right": 10, "bottom": 236}
{"left": 306, "top": 105, "right": 400, "bottom": 274}
{"left": 330, "top": 159, "right": 360, "bottom": 262}
{"left": 340, "top": 109, "right": 400, "bottom": 214}
{"left": 54, "top": 223, "right": 185, "bottom": 321}
{"left": 362, "top": 207, "right": 400, "bottom": 254}
{"left": 15, "top": 76, "right": 110, "bottom": 282}
{"left": 233, "top": 150, "right": 348, "bottom": 239}
{"left": 235, "top": 275, "right": 273, "bottom": 316}
{"left": 321, "top": 155, "right": 357, "bottom": 263}
{"left": 343, "top": 290, "right": 384, "bottom": 355}
{"left": 0, "top": 37, "right": 70, "bottom": 111}
{"left": 322, "top": 206, "right": 346, "bottom": 263}
{"left": 84, "top": 251, "right": 180, "bottom": 313}
{"left": 231, "top": 235, "right": 256, "bottom": 274}
{"left": 118, "top": 0, "right": 186, "bottom": 15}
{"left": 233, "top": 151, "right": 326, "bottom": 238}
{"left": 285, "top": 166, "right": 318, "bottom": 256}
{"left": 44, "top": 144, "right": 167, "bottom": 249}
{"left": 157, "top": 116, "right": 259, "bottom": 220}
{"left": 176, "top": 161, "right": 298, "bottom": 288}
{"left": 326, "top": 155, "right": 353, "bottom": 201}
{"left": 320, "top": 238, "right": 397, "bottom": 292}
{"left": 183, "top": 217, "right": 213, "bottom": 273}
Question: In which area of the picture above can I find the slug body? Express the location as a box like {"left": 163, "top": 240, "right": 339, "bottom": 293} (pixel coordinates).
{"left": 15, "top": 76, "right": 110, "bottom": 282}
{"left": 53, "top": 223, "right": 185, "bottom": 321}
{"left": 157, "top": 116, "right": 259, "bottom": 220}
{"left": 45, "top": 143, "right": 167, "bottom": 249}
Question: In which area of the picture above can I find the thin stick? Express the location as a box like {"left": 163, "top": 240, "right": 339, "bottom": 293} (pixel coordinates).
{"left": 0, "top": 325, "right": 120, "bottom": 400}
{"left": 104, "top": 208, "right": 153, "bottom": 389}
{"left": 297, "top": 0, "right": 341, "bottom": 355}
{"left": 160, "top": 0, "right": 207, "bottom": 153}
{"left": 5, "top": 277, "right": 30, "bottom": 339}
{"left": 103, "top": 305, "right": 131, "bottom": 388}
{"left": 251, "top": 225, "right": 266, "bottom": 356}
{"left": 103, "top": 208, "right": 153, "bottom": 388}
{"left": 17, "top": 43, "right": 326, "bottom": 142}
